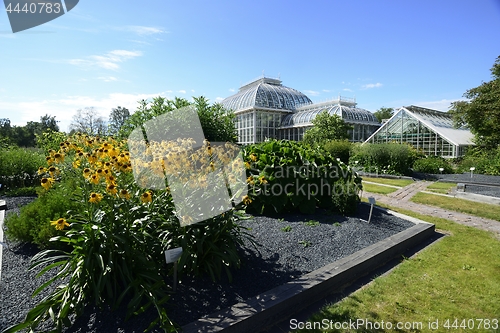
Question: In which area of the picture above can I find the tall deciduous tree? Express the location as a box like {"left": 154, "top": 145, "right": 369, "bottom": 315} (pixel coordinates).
{"left": 373, "top": 107, "right": 394, "bottom": 123}
{"left": 302, "top": 111, "right": 352, "bottom": 145}
{"left": 108, "top": 106, "right": 130, "bottom": 136}
{"left": 70, "top": 107, "right": 107, "bottom": 136}
{"left": 449, "top": 55, "right": 500, "bottom": 148}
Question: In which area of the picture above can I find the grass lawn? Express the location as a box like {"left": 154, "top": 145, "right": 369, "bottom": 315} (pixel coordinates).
{"left": 293, "top": 204, "right": 500, "bottom": 333}
{"left": 361, "top": 182, "right": 399, "bottom": 195}
{"left": 411, "top": 192, "right": 500, "bottom": 222}
{"left": 426, "top": 182, "right": 457, "bottom": 194}
{"left": 362, "top": 177, "right": 414, "bottom": 187}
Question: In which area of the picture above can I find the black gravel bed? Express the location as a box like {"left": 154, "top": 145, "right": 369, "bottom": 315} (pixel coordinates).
{"left": 420, "top": 172, "right": 500, "bottom": 185}
{"left": 464, "top": 185, "right": 500, "bottom": 198}
{"left": 1, "top": 198, "right": 415, "bottom": 332}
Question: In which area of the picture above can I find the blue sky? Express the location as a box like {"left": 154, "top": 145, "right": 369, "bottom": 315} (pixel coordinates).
{"left": 1, "top": 0, "right": 499, "bottom": 132}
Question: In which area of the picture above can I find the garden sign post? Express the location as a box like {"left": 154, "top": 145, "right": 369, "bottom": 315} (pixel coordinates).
{"left": 368, "top": 197, "right": 376, "bottom": 223}
{"left": 165, "top": 247, "right": 183, "bottom": 292}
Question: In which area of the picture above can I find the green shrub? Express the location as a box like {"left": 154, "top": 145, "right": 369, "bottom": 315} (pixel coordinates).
{"left": 35, "top": 129, "right": 68, "bottom": 153}
{"left": 4, "top": 181, "right": 79, "bottom": 249}
{"left": 351, "top": 143, "right": 420, "bottom": 176}
{"left": 456, "top": 147, "right": 500, "bottom": 175}
{"left": 0, "top": 147, "right": 46, "bottom": 192}
{"left": 323, "top": 140, "right": 352, "bottom": 164}
{"left": 244, "top": 139, "right": 361, "bottom": 215}
{"left": 413, "top": 156, "right": 454, "bottom": 174}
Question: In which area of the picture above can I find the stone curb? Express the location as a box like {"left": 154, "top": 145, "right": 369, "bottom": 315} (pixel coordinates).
{"left": 182, "top": 205, "right": 435, "bottom": 333}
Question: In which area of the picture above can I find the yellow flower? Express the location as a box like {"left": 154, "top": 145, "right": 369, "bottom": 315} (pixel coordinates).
{"left": 87, "top": 154, "right": 97, "bottom": 164}
{"left": 259, "top": 175, "right": 268, "bottom": 184}
{"left": 247, "top": 176, "right": 255, "bottom": 185}
{"left": 50, "top": 218, "right": 69, "bottom": 231}
{"left": 249, "top": 153, "right": 257, "bottom": 162}
{"left": 53, "top": 152, "right": 65, "bottom": 164}
{"left": 83, "top": 168, "right": 92, "bottom": 178}
{"left": 46, "top": 156, "right": 54, "bottom": 166}
{"left": 90, "top": 174, "right": 100, "bottom": 185}
{"left": 48, "top": 166, "right": 59, "bottom": 177}
{"left": 141, "top": 191, "right": 153, "bottom": 204}
{"left": 89, "top": 192, "right": 103, "bottom": 204}
{"left": 242, "top": 195, "right": 252, "bottom": 205}
{"left": 106, "top": 184, "right": 118, "bottom": 195}
{"left": 119, "top": 189, "right": 130, "bottom": 200}
{"left": 106, "top": 175, "right": 116, "bottom": 185}
{"left": 72, "top": 160, "right": 81, "bottom": 169}
{"left": 37, "top": 166, "right": 46, "bottom": 175}
{"left": 245, "top": 161, "right": 251, "bottom": 169}
{"left": 41, "top": 177, "right": 54, "bottom": 190}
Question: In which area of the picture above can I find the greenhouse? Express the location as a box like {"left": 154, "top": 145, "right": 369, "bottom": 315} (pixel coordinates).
{"left": 364, "top": 105, "right": 475, "bottom": 158}
{"left": 221, "top": 76, "right": 381, "bottom": 144}
{"left": 279, "top": 98, "right": 380, "bottom": 142}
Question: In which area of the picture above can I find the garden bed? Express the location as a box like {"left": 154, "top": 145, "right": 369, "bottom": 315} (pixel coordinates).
{"left": 0, "top": 197, "right": 415, "bottom": 332}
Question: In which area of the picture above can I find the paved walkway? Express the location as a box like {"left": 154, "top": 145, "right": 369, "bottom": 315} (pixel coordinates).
{"left": 362, "top": 181, "right": 500, "bottom": 237}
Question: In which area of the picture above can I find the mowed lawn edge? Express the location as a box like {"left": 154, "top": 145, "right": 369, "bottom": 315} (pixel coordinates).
{"left": 361, "top": 182, "right": 399, "bottom": 195}
{"left": 292, "top": 203, "right": 500, "bottom": 333}
{"left": 411, "top": 192, "right": 500, "bottom": 222}
{"left": 361, "top": 177, "right": 414, "bottom": 187}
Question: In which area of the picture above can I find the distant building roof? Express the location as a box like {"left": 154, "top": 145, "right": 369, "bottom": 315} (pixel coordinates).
{"left": 221, "top": 76, "right": 312, "bottom": 112}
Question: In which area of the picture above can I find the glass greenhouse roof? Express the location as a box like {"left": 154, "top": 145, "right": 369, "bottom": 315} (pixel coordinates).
{"left": 280, "top": 101, "right": 380, "bottom": 128}
{"left": 221, "top": 77, "right": 312, "bottom": 112}
{"left": 366, "top": 106, "right": 474, "bottom": 147}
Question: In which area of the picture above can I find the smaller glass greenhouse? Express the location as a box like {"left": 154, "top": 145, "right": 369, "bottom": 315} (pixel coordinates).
{"left": 364, "top": 105, "right": 474, "bottom": 158}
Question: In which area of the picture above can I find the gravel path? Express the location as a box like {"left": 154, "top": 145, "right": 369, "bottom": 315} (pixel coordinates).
{"left": 0, "top": 197, "right": 414, "bottom": 332}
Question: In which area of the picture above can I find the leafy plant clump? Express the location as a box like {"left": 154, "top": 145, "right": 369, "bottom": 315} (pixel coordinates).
{"left": 455, "top": 146, "right": 500, "bottom": 175}
{"left": 0, "top": 147, "right": 46, "bottom": 193}
{"left": 4, "top": 181, "right": 80, "bottom": 249}
{"left": 350, "top": 142, "right": 421, "bottom": 176}
{"left": 3, "top": 134, "right": 253, "bottom": 333}
{"left": 412, "top": 156, "right": 454, "bottom": 174}
{"left": 244, "top": 139, "right": 361, "bottom": 215}
{"left": 303, "top": 220, "right": 320, "bottom": 226}
{"left": 323, "top": 140, "right": 352, "bottom": 164}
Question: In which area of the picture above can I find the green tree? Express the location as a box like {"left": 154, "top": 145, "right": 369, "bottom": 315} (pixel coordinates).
{"left": 40, "top": 114, "right": 59, "bottom": 132}
{"left": 373, "top": 107, "right": 394, "bottom": 123}
{"left": 449, "top": 55, "right": 500, "bottom": 148}
{"left": 193, "top": 96, "right": 237, "bottom": 143}
{"left": 118, "top": 96, "right": 237, "bottom": 143}
{"left": 108, "top": 106, "right": 130, "bottom": 136}
{"left": 302, "top": 111, "right": 352, "bottom": 145}
{"left": 70, "top": 107, "right": 107, "bottom": 136}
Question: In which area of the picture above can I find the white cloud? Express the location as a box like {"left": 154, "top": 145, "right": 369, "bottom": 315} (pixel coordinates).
{"left": 67, "top": 50, "right": 142, "bottom": 71}
{"left": 215, "top": 97, "right": 224, "bottom": 102}
{"left": 229, "top": 88, "right": 236, "bottom": 92}
{"left": 343, "top": 88, "right": 353, "bottom": 92}
{"left": 322, "top": 89, "right": 331, "bottom": 93}
{"left": 413, "top": 99, "right": 462, "bottom": 112}
{"left": 97, "top": 76, "right": 118, "bottom": 82}
{"left": 0, "top": 92, "right": 170, "bottom": 132}
{"left": 304, "top": 90, "right": 320, "bottom": 96}
{"left": 177, "top": 90, "right": 186, "bottom": 94}
{"left": 125, "top": 26, "right": 167, "bottom": 36}
{"left": 361, "top": 83, "right": 383, "bottom": 89}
